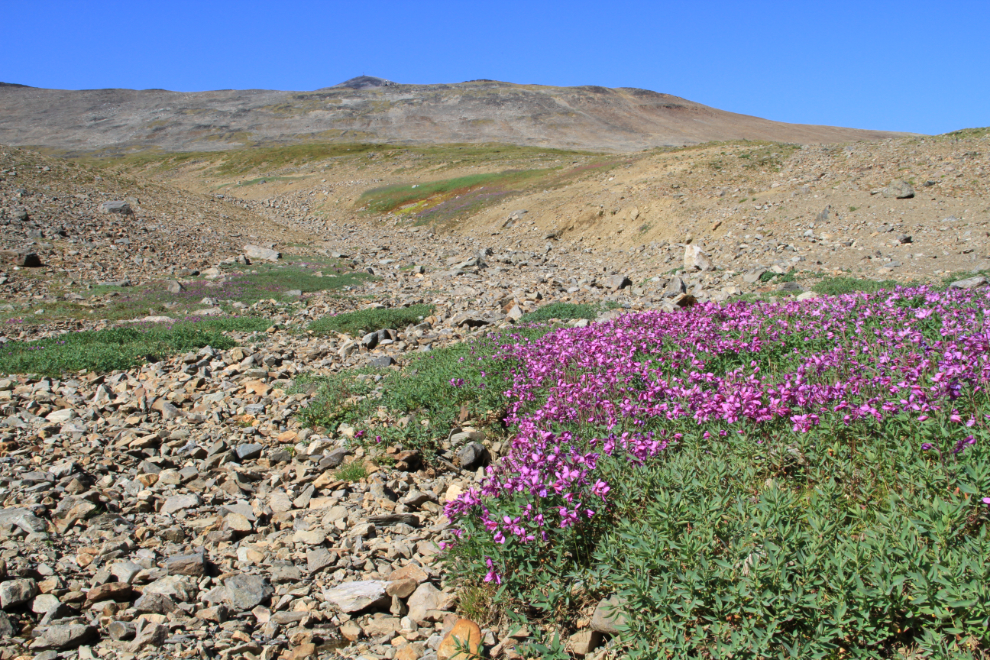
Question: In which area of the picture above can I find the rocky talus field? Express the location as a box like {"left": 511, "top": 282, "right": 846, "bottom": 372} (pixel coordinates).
{"left": 0, "top": 124, "right": 988, "bottom": 660}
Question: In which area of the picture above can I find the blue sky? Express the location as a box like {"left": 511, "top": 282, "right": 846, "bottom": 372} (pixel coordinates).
{"left": 4, "top": 0, "right": 988, "bottom": 135}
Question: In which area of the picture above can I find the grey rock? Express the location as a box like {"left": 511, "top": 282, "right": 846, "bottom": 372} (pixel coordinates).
{"left": 406, "top": 583, "right": 442, "bottom": 624}
{"left": 0, "top": 250, "right": 41, "bottom": 267}
{"left": 160, "top": 493, "right": 201, "bottom": 515}
{"left": 742, "top": 270, "right": 765, "bottom": 284}
{"left": 307, "top": 548, "right": 336, "bottom": 574}
{"left": 361, "top": 332, "right": 379, "bottom": 349}
{"left": 134, "top": 592, "right": 178, "bottom": 614}
{"left": 369, "top": 355, "right": 395, "bottom": 368}
{"left": 455, "top": 442, "right": 490, "bottom": 471}
{"left": 165, "top": 552, "right": 208, "bottom": 576}
{"left": 0, "top": 611, "right": 13, "bottom": 638}
{"left": 882, "top": 180, "right": 915, "bottom": 199}
{"left": 663, "top": 276, "right": 686, "bottom": 297}
{"left": 166, "top": 279, "right": 184, "bottom": 294}
{"left": 107, "top": 620, "right": 136, "bottom": 641}
{"left": 244, "top": 244, "right": 281, "bottom": 261}
{"left": 100, "top": 200, "right": 132, "bottom": 214}
{"left": 235, "top": 443, "right": 263, "bottom": 461}
{"left": 321, "top": 580, "right": 390, "bottom": 613}
{"left": 128, "top": 622, "right": 168, "bottom": 651}
{"left": 223, "top": 574, "right": 274, "bottom": 610}
{"left": 1, "top": 578, "right": 37, "bottom": 609}
{"left": 0, "top": 507, "right": 47, "bottom": 534}
{"left": 401, "top": 489, "right": 438, "bottom": 507}
{"left": 37, "top": 624, "right": 99, "bottom": 650}
{"left": 949, "top": 275, "right": 987, "bottom": 290}
{"left": 321, "top": 447, "right": 350, "bottom": 469}
{"left": 270, "top": 562, "right": 303, "bottom": 583}
{"left": 591, "top": 595, "right": 627, "bottom": 634}
{"left": 31, "top": 594, "right": 60, "bottom": 614}
{"left": 142, "top": 575, "right": 195, "bottom": 602}
{"left": 684, "top": 244, "right": 713, "bottom": 271}
{"left": 605, "top": 274, "right": 631, "bottom": 290}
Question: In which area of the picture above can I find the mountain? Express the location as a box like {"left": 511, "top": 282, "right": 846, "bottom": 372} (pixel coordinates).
{"left": 0, "top": 77, "right": 906, "bottom": 153}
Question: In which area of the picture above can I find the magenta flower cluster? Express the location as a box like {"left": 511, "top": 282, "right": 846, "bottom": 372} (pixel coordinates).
{"left": 445, "top": 285, "right": 990, "bottom": 562}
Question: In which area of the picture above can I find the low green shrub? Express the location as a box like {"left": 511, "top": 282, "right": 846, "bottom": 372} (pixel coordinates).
{"left": 308, "top": 304, "right": 434, "bottom": 337}
{"left": 519, "top": 301, "right": 620, "bottom": 323}
{"left": 334, "top": 461, "right": 368, "bottom": 482}
{"left": 0, "top": 317, "right": 270, "bottom": 376}
{"left": 812, "top": 276, "right": 898, "bottom": 295}
{"left": 295, "top": 325, "right": 553, "bottom": 454}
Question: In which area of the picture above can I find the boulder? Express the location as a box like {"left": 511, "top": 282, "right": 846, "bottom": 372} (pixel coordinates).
{"left": 0, "top": 250, "right": 41, "bottom": 267}
{"left": 684, "top": 245, "right": 713, "bottom": 271}
{"left": 166, "top": 552, "right": 208, "bottom": 576}
{"left": 0, "top": 508, "right": 47, "bottom": 534}
{"left": 455, "top": 442, "right": 490, "bottom": 471}
{"left": 321, "top": 580, "right": 390, "bottom": 613}
{"left": 1, "top": 578, "right": 37, "bottom": 609}
{"left": 134, "top": 592, "right": 178, "bottom": 614}
{"left": 34, "top": 624, "right": 99, "bottom": 650}
{"left": 406, "top": 582, "right": 442, "bottom": 623}
{"left": 949, "top": 275, "right": 987, "bottom": 290}
{"left": 882, "top": 180, "right": 915, "bottom": 199}
{"left": 663, "top": 276, "right": 686, "bottom": 297}
{"left": 223, "top": 574, "right": 274, "bottom": 610}
{"left": 590, "top": 595, "right": 627, "bottom": 634}
{"left": 742, "top": 269, "right": 766, "bottom": 284}
{"left": 127, "top": 622, "right": 168, "bottom": 652}
{"left": 99, "top": 200, "right": 132, "bottom": 214}
{"left": 605, "top": 274, "right": 631, "bottom": 290}
{"left": 244, "top": 245, "right": 281, "bottom": 261}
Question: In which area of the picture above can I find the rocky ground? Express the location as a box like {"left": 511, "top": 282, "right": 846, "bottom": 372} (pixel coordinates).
{"left": 1, "top": 131, "right": 989, "bottom": 660}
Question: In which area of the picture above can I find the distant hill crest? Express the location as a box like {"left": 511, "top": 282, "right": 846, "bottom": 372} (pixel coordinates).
{"left": 334, "top": 76, "right": 396, "bottom": 90}
{"left": 0, "top": 79, "right": 908, "bottom": 153}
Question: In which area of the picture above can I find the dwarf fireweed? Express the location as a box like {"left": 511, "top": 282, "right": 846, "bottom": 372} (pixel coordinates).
{"left": 443, "top": 285, "right": 990, "bottom": 656}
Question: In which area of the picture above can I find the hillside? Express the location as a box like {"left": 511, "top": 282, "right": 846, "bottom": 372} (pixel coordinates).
{"left": 0, "top": 77, "right": 905, "bottom": 153}
{"left": 1, "top": 77, "right": 989, "bottom": 659}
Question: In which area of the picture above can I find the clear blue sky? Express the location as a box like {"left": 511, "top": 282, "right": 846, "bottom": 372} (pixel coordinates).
{"left": 5, "top": 0, "right": 988, "bottom": 135}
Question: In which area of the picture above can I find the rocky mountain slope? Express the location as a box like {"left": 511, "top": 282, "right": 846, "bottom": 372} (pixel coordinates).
{"left": 0, "top": 77, "right": 904, "bottom": 153}
{"left": 0, "top": 88, "right": 988, "bottom": 659}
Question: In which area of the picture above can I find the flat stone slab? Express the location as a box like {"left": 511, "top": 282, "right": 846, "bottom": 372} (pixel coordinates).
{"left": 321, "top": 580, "right": 390, "bottom": 613}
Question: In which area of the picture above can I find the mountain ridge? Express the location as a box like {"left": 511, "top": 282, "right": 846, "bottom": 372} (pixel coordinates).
{"left": 0, "top": 78, "right": 910, "bottom": 153}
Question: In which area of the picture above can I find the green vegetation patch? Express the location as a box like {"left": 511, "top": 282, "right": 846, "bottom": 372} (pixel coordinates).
{"left": 518, "top": 302, "right": 618, "bottom": 323}
{"left": 295, "top": 325, "right": 553, "bottom": 454}
{"left": 360, "top": 169, "right": 549, "bottom": 218}
{"left": 811, "top": 276, "right": 898, "bottom": 295}
{"left": 333, "top": 461, "right": 368, "bottom": 483}
{"left": 938, "top": 127, "right": 990, "bottom": 141}
{"left": 737, "top": 143, "right": 801, "bottom": 172}
{"left": 1, "top": 257, "right": 370, "bottom": 327}
{"left": 0, "top": 317, "right": 271, "bottom": 376}
{"left": 308, "top": 304, "right": 434, "bottom": 337}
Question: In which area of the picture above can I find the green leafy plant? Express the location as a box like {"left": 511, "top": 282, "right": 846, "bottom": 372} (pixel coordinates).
{"left": 308, "top": 304, "right": 434, "bottom": 336}
{"left": 333, "top": 461, "right": 368, "bottom": 482}
{"left": 0, "top": 317, "right": 270, "bottom": 376}
{"left": 812, "top": 276, "right": 898, "bottom": 295}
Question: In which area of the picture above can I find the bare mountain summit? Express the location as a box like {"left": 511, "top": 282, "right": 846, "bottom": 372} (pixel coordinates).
{"left": 0, "top": 77, "right": 905, "bottom": 153}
